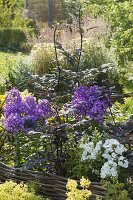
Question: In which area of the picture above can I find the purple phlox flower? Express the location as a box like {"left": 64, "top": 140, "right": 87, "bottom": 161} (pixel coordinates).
{"left": 22, "top": 96, "right": 38, "bottom": 119}
{"left": 2, "top": 88, "right": 53, "bottom": 133}
{"left": 3, "top": 88, "right": 22, "bottom": 117}
{"left": 71, "top": 85, "right": 111, "bottom": 122}
{"left": 3, "top": 113, "right": 24, "bottom": 133}
{"left": 37, "top": 99, "right": 53, "bottom": 119}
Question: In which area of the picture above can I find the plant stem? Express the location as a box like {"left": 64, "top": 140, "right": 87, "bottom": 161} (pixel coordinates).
{"left": 53, "top": 26, "right": 61, "bottom": 93}
{"left": 14, "top": 134, "right": 20, "bottom": 167}
{"left": 76, "top": 4, "right": 83, "bottom": 74}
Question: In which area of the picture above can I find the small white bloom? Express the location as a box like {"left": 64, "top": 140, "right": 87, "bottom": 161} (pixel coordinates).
{"left": 103, "top": 139, "right": 119, "bottom": 149}
{"left": 90, "top": 152, "right": 96, "bottom": 159}
{"left": 85, "top": 142, "right": 94, "bottom": 153}
{"left": 103, "top": 153, "right": 112, "bottom": 160}
{"left": 112, "top": 162, "right": 117, "bottom": 167}
{"left": 115, "top": 146, "right": 123, "bottom": 154}
{"left": 111, "top": 152, "right": 117, "bottom": 159}
{"left": 123, "top": 160, "right": 129, "bottom": 168}
{"left": 95, "top": 141, "right": 102, "bottom": 150}
{"left": 110, "top": 167, "right": 117, "bottom": 177}
{"left": 108, "top": 160, "right": 114, "bottom": 166}
{"left": 100, "top": 164, "right": 110, "bottom": 178}
{"left": 119, "top": 156, "right": 125, "bottom": 161}
{"left": 118, "top": 160, "right": 124, "bottom": 167}
{"left": 100, "top": 172, "right": 106, "bottom": 179}
{"left": 108, "top": 147, "right": 114, "bottom": 153}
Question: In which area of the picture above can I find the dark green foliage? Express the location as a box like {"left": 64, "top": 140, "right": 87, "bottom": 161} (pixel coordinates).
{"left": 7, "top": 62, "right": 123, "bottom": 105}
{"left": 0, "top": 28, "right": 35, "bottom": 51}
{"left": 0, "top": 130, "right": 54, "bottom": 170}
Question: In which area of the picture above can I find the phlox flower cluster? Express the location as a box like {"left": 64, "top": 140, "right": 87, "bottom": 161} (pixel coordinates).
{"left": 80, "top": 141, "right": 103, "bottom": 161}
{"left": 80, "top": 139, "right": 129, "bottom": 179}
{"left": 101, "top": 139, "right": 129, "bottom": 178}
{"left": 3, "top": 88, "right": 52, "bottom": 133}
{"left": 71, "top": 85, "right": 111, "bottom": 122}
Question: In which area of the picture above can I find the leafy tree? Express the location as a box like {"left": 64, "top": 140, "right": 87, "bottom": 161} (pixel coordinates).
{"left": 80, "top": 0, "right": 133, "bottom": 65}
{"left": 104, "top": 0, "right": 133, "bottom": 89}
{"left": 0, "top": 0, "right": 34, "bottom": 28}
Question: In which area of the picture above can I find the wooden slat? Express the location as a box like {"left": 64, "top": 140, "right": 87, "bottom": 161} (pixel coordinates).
{"left": 0, "top": 162, "right": 106, "bottom": 200}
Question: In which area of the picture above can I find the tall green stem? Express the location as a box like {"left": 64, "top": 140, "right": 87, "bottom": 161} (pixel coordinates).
{"left": 14, "top": 134, "right": 20, "bottom": 167}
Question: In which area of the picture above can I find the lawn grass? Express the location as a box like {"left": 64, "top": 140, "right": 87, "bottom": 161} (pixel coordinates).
{"left": 0, "top": 52, "right": 17, "bottom": 84}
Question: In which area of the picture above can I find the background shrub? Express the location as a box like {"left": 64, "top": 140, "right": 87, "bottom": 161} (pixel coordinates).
{"left": 30, "top": 43, "right": 56, "bottom": 75}
{"left": 26, "top": 40, "right": 116, "bottom": 76}
{"left": 80, "top": 42, "right": 116, "bottom": 71}
{"left": 0, "top": 28, "right": 35, "bottom": 52}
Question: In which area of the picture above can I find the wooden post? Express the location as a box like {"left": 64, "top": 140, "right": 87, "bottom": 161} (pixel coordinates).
{"left": 48, "top": 0, "right": 53, "bottom": 24}
{"left": 24, "top": 0, "right": 29, "bottom": 9}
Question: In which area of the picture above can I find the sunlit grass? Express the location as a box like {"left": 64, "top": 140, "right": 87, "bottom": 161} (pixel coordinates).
{"left": 0, "top": 52, "right": 17, "bottom": 84}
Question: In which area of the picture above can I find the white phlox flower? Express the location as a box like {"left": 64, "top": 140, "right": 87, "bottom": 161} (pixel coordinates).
{"left": 111, "top": 152, "right": 117, "bottom": 159}
{"left": 100, "top": 161, "right": 118, "bottom": 178}
{"left": 103, "top": 153, "right": 113, "bottom": 160}
{"left": 85, "top": 142, "right": 94, "bottom": 153}
{"left": 123, "top": 159, "right": 129, "bottom": 168}
{"left": 115, "top": 144, "right": 127, "bottom": 154}
{"left": 90, "top": 151, "right": 96, "bottom": 159}
{"left": 80, "top": 138, "right": 129, "bottom": 179}
{"left": 95, "top": 141, "right": 103, "bottom": 151}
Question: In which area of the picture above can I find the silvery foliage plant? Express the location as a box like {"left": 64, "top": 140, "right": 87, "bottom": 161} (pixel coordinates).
{"left": 80, "top": 138, "right": 129, "bottom": 179}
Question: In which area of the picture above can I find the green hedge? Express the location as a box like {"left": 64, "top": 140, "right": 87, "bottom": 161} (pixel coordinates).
{"left": 0, "top": 28, "right": 35, "bottom": 51}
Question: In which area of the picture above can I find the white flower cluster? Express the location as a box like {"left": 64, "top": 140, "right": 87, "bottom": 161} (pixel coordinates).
{"left": 80, "top": 141, "right": 103, "bottom": 161}
{"left": 80, "top": 138, "right": 129, "bottom": 179}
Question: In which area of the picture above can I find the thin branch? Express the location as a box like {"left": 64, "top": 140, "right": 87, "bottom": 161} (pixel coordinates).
{"left": 53, "top": 26, "right": 61, "bottom": 93}
{"left": 76, "top": 4, "right": 83, "bottom": 73}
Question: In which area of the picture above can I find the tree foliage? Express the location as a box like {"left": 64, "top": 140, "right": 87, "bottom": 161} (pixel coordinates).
{"left": 104, "top": 0, "right": 133, "bottom": 66}
{"left": 71, "top": 0, "right": 133, "bottom": 66}
{"left": 0, "top": 0, "right": 34, "bottom": 28}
